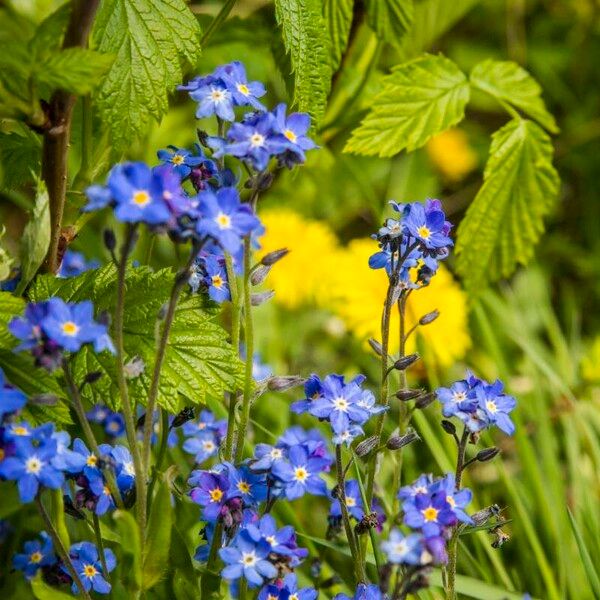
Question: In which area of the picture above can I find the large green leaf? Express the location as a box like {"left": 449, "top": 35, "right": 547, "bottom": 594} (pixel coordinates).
{"left": 323, "top": 0, "right": 354, "bottom": 71}
{"left": 113, "top": 509, "right": 142, "bottom": 593}
{"left": 470, "top": 59, "right": 559, "bottom": 134}
{"left": 344, "top": 53, "right": 469, "bottom": 156}
{"left": 92, "top": 0, "right": 202, "bottom": 149}
{"left": 455, "top": 118, "right": 560, "bottom": 291}
{"left": 365, "top": 0, "right": 413, "bottom": 46}
{"left": 274, "top": 0, "right": 332, "bottom": 123}
{"left": 0, "top": 128, "right": 41, "bottom": 191}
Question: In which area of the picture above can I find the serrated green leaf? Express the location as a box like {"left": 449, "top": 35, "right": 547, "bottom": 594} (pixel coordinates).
{"left": 16, "top": 178, "right": 50, "bottom": 295}
{"left": 35, "top": 48, "right": 114, "bottom": 95}
{"left": 28, "top": 2, "right": 72, "bottom": 61}
{"left": 455, "top": 118, "right": 560, "bottom": 292}
{"left": 0, "top": 128, "right": 41, "bottom": 190}
{"left": 92, "top": 0, "right": 202, "bottom": 149}
{"left": 323, "top": 0, "right": 354, "bottom": 71}
{"left": 344, "top": 53, "right": 469, "bottom": 156}
{"left": 274, "top": 0, "right": 332, "bottom": 124}
{"left": 31, "top": 572, "right": 74, "bottom": 600}
{"left": 365, "top": 0, "right": 413, "bottom": 46}
{"left": 470, "top": 59, "right": 559, "bottom": 134}
{"left": 0, "top": 226, "right": 13, "bottom": 282}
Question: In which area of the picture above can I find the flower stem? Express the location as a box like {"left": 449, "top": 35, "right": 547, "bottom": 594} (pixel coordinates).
{"left": 336, "top": 445, "right": 366, "bottom": 584}
{"left": 201, "top": 0, "right": 237, "bottom": 47}
{"left": 36, "top": 494, "right": 92, "bottom": 600}
{"left": 145, "top": 408, "right": 170, "bottom": 513}
{"left": 92, "top": 513, "right": 110, "bottom": 583}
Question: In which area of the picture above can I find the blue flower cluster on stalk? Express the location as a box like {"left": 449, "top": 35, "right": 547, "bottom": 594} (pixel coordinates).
{"left": 65, "top": 541, "right": 116, "bottom": 594}
{"left": 182, "top": 409, "right": 227, "bottom": 464}
{"left": 13, "top": 531, "right": 56, "bottom": 579}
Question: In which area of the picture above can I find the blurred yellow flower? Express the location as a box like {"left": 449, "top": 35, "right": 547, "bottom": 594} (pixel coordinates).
{"left": 258, "top": 208, "right": 339, "bottom": 309}
{"left": 581, "top": 337, "right": 600, "bottom": 383}
{"left": 426, "top": 128, "right": 478, "bottom": 182}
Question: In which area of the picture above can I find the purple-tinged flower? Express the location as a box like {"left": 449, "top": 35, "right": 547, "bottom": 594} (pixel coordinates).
{"left": 196, "top": 187, "right": 262, "bottom": 254}
{"left": 227, "top": 464, "right": 268, "bottom": 505}
{"left": 403, "top": 491, "right": 457, "bottom": 537}
{"left": 189, "top": 469, "right": 230, "bottom": 521}
{"left": 330, "top": 480, "right": 364, "bottom": 521}
{"left": 88, "top": 477, "right": 115, "bottom": 516}
{"left": 277, "top": 426, "right": 331, "bottom": 463}
{"left": 258, "top": 573, "right": 317, "bottom": 600}
{"left": 334, "top": 583, "right": 386, "bottom": 600}
{"left": 0, "top": 437, "right": 64, "bottom": 502}
{"left": 403, "top": 200, "right": 453, "bottom": 250}
{"left": 157, "top": 145, "right": 205, "bottom": 178}
{"left": 219, "top": 530, "right": 277, "bottom": 588}
{"left": 218, "top": 61, "right": 266, "bottom": 110}
{"left": 271, "top": 444, "right": 329, "bottom": 500}
{"left": 13, "top": 531, "right": 56, "bottom": 579}
{"left": 381, "top": 529, "right": 423, "bottom": 565}
{"left": 0, "top": 367, "right": 26, "bottom": 421}
{"left": 424, "top": 534, "right": 448, "bottom": 564}
{"left": 58, "top": 251, "right": 99, "bottom": 278}
{"left": 431, "top": 474, "right": 473, "bottom": 525}
{"left": 194, "top": 253, "right": 231, "bottom": 302}
{"left": 290, "top": 374, "right": 324, "bottom": 415}
{"left": 67, "top": 541, "right": 116, "bottom": 595}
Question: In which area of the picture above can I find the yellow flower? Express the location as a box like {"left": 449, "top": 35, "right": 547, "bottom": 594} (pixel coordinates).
{"left": 426, "top": 128, "right": 478, "bottom": 182}
{"left": 257, "top": 208, "right": 339, "bottom": 309}
{"left": 320, "top": 239, "right": 471, "bottom": 367}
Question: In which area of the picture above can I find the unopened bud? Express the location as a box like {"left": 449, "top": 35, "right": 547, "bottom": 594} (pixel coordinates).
{"left": 103, "top": 228, "right": 116, "bottom": 252}
{"left": 83, "top": 371, "right": 103, "bottom": 386}
{"left": 261, "top": 248, "right": 289, "bottom": 266}
{"left": 267, "top": 375, "right": 306, "bottom": 392}
{"left": 30, "top": 394, "right": 58, "bottom": 406}
{"left": 250, "top": 265, "right": 271, "bottom": 286}
{"left": 124, "top": 356, "right": 145, "bottom": 379}
{"left": 471, "top": 504, "right": 501, "bottom": 526}
{"left": 97, "top": 311, "right": 111, "bottom": 327}
{"left": 368, "top": 338, "right": 384, "bottom": 357}
{"left": 251, "top": 290, "right": 274, "bottom": 306}
{"left": 476, "top": 447, "right": 500, "bottom": 462}
{"left": 441, "top": 419, "right": 457, "bottom": 435}
{"left": 393, "top": 353, "right": 419, "bottom": 371}
{"left": 171, "top": 406, "right": 195, "bottom": 428}
{"left": 386, "top": 429, "right": 419, "bottom": 450}
{"left": 396, "top": 388, "right": 425, "bottom": 401}
{"left": 355, "top": 435, "right": 379, "bottom": 457}
{"left": 414, "top": 391, "right": 436, "bottom": 409}
{"left": 419, "top": 310, "right": 440, "bottom": 326}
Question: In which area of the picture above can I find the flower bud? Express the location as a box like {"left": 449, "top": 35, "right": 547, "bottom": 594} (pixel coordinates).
{"left": 355, "top": 435, "right": 379, "bottom": 457}
{"left": 103, "top": 228, "right": 116, "bottom": 252}
{"left": 368, "top": 338, "right": 384, "bottom": 357}
{"left": 471, "top": 504, "right": 501, "bottom": 526}
{"left": 386, "top": 429, "right": 419, "bottom": 450}
{"left": 30, "top": 394, "right": 58, "bottom": 406}
{"left": 414, "top": 391, "right": 436, "bottom": 409}
{"left": 251, "top": 290, "right": 274, "bottom": 306}
{"left": 250, "top": 265, "right": 271, "bottom": 286}
{"left": 261, "top": 248, "right": 289, "bottom": 266}
{"left": 393, "top": 353, "right": 419, "bottom": 371}
{"left": 476, "top": 447, "right": 500, "bottom": 462}
{"left": 172, "top": 406, "right": 195, "bottom": 428}
{"left": 441, "top": 419, "right": 457, "bottom": 435}
{"left": 395, "top": 388, "right": 425, "bottom": 401}
{"left": 419, "top": 310, "right": 440, "bottom": 326}
{"left": 267, "top": 375, "right": 306, "bottom": 392}
{"left": 83, "top": 371, "right": 103, "bottom": 385}
{"left": 124, "top": 356, "right": 145, "bottom": 379}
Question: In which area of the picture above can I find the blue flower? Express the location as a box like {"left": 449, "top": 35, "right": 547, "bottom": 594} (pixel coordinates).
{"left": 196, "top": 187, "right": 262, "bottom": 253}
{"left": 334, "top": 583, "right": 385, "bottom": 600}
{"left": 431, "top": 474, "right": 473, "bottom": 525}
{"left": 157, "top": 145, "right": 205, "bottom": 178}
{"left": 381, "top": 529, "right": 424, "bottom": 565}
{"left": 403, "top": 490, "right": 457, "bottom": 537}
{"left": 63, "top": 438, "right": 102, "bottom": 481}
{"left": 182, "top": 409, "right": 227, "bottom": 439}
{"left": 189, "top": 77, "right": 236, "bottom": 121}
{"left": 251, "top": 442, "right": 287, "bottom": 471}
{"left": 197, "top": 253, "right": 231, "bottom": 303}
{"left": 13, "top": 531, "right": 56, "bottom": 579}
{"left": 0, "top": 367, "right": 26, "bottom": 421}
{"left": 219, "top": 529, "right": 277, "bottom": 588}
{"left": 227, "top": 463, "right": 268, "bottom": 505}
{"left": 258, "top": 573, "right": 317, "bottom": 600}
{"left": 398, "top": 473, "right": 434, "bottom": 501}
{"left": 9, "top": 301, "right": 52, "bottom": 352}
{"left": 86, "top": 405, "right": 112, "bottom": 425}
{"left": 271, "top": 444, "right": 329, "bottom": 500}
{"left": 189, "top": 469, "right": 231, "bottom": 521}
{"left": 474, "top": 379, "right": 516, "bottom": 435}
{"left": 58, "top": 251, "right": 99, "bottom": 278}
{"left": 104, "top": 444, "right": 136, "bottom": 496}
{"left": 218, "top": 61, "right": 266, "bottom": 110}
{"left": 330, "top": 480, "right": 364, "bottom": 520}
{"left": 104, "top": 413, "right": 125, "bottom": 438}
{"left": 183, "top": 430, "right": 219, "bottom": 464}
{"left": 271, "top": 103, "right": 316, "bottom": 167}
{"left": 436, "top": 379, "right": 478, "bottom": 418}
{"left": 67, "top": 541, "right": 116, "bottom": 595}
{"left": 403, "top": 199, "right": 453, "bottom": 250}
{"left": 0, "top": 436, "right": 64, "bottom": 502}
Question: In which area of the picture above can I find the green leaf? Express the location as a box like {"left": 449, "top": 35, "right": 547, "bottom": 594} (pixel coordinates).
{"left": 0, "top": 291, "right": 25, "bottom": 348}
{"left": 470, "top": 59, "right": 559, "bottom": 134}
{"left": 455, "top": 118, "right": 560, "bottom": 292}
{"left": 0, "top": 226, "right": 13, "bottom": 282}
{"left": 16, "top": 178, "right": 50, "bottom": 295}
{"left": 31, "top": 572, "right": 74, "bottom": 600}
{"left": 274, "top": 0, "right": 332, "bottom": 123}
{"left": 323, "top": 0, "right": 354, "bottom": 71}
{"left": 568, "top": 509, "right": 600, "bottom": 598}
{"left": 143, "top": 470, "right": 174, "bottom": 590}
{"left": 344, "top": 53, "right": 469, "bottom": 156}
{"left": 35, "top": 48, "right": 114, "bottom": 95}
{"left": 28, "top": 3, "right": 72, "bottom": 61}
{"left": 365, "top": 0, "right": 413, "bottom": 46}
{"left": 0, "top": 128, "right": 41, "bottom": 190}
{"left": 113, "top": 509, "right": 142, "bottom": 593}
{"left": 92, "top": 0, "right": 202, "bottom": 149}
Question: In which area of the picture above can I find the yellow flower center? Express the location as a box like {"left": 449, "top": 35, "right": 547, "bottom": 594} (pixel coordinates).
{"left": 12, "top": 426, "right": 29, "bottom": 436}
{"left": 211, "top": 89, "right": 225, "bottom": 101}
{"left": 172, "top": 154, "right": 185, "bottom": 165}
{"left": 209, "top": 488, "right": 223, "bottom": 502}
{"left": 83, "top": 564, "right": 98, "bottom": 578}
{"left": 216, "top": 213, "right": 231, "bottom": 229}
{"left": 202, "top": 440, "right": 215, "bottom": 451}
{"left": 346, "top": 496, "right": 356, "bottom": 507}
{"left": 61, "top": 321, "right": 79, "bottom": 336}
{"left": 25, "top": 456, "right": 42, "bottom": 475}
{"left": 486, "top": 400, "right": 498, "bottom": 413}
{"left": 250, "top": 133, "right": 264, "bottom": 147}
{"left": 393, "top": 541, "right": 408, "bottom": 556}
{"left": 0, "top": 448, "right": 4, "bottom": 462}
{"left": 453, "top": 391, "right": 466, "bottom": 403}
{"left": 290, "top": 595, "right": 299, "bottom": 600}
{"left": 237, "top": 83, "right": 250, "bottom": 95}
{"left": 132, "top": 190, "right": 150, "bottom": 206}
{"left": 211, "top": 274, "right": 224, "bottom": 289}
{"left": 417, "top": 225, "right": 431, "bottom": 239}
{"left": 284, "top": 129, "right": 297, "bottom": 142}
{"left": 333, "top": 397, "right": 348, "bottom": 411}
{"left": 270, "top": 448, "right": 283, "bottom": 459}
{"left": 242, "top": 552, "right": 257, "bottom": 566}
{"left": 266, "top": 535, "right": 276, "bottom": 545}
{"left": 86, "top": 455, "right": 98, "bottom": 467}
{"left": 294, "top": 466, "right": 308, "bottom": 482}
{"left": 422, "top": 506, "right": 439, "bottom": 522}
{"left": 29, "top": 551, "right": 43, "bottom": 564}
{"left": 237, "top": 481, "right": 251, "bottom": 494}
{"left": 446, "top": 495, "right": 456, "bottom": 508}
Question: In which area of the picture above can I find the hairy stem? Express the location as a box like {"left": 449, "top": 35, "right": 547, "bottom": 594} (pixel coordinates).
{"left": 92, "top": 513, "right": 110, "bottom": 583}
{"left": 146, "top": 408, "right": 170, "bottom": 512}
{"left": 36, "top": 495, "right": 91, "bottom": 600}
{"left": 41, "top": 0, "right": 100, "bottom": 273}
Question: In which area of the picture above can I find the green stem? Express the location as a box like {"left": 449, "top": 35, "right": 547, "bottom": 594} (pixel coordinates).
{"left": 239, "top": 578, "right": 248, "bottom": 600}
{"left": 36, "top": 495, "right": 92, "bottom": 600}
{"left": 92, "top": 513, "right": 110, "bottom": 583}
{"left": 62, "top": 360, "right": 123, "bottom": 509}
{"left": 113, "top": 225, "right": 147, "bottom": 541}
{"left": 200, "top": 0, "right": 237, "bottom": 47}
{"left": 72, "top": 95, "right": 93, "bottom": 190}
{"left": 146, "top": 408, "right": 170, "bottom": 513}
{"left": 336, "top": 445, "right": 365, "bottom": 584}
{"left": 50, "top": 488, "right": 70, "bottom": 550}
{"left": 202, "top": 520, "right": 224, "bottom": 596}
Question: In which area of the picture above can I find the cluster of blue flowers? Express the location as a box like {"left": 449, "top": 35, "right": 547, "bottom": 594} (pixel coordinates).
{"left": 369, "top": 199, "right": 453, "bottom": 287}
{"left": 86, "top": 405, "right": 125, "bottom": 439}
{"left": 8, "top": 298, "right": 114, "bottom": 371}
{"left": 437, "top": 371, "right": 517, "bottom": 435}
{"left": 181, "top": 409, "right": 227, "bottom": 464}
{"left": 291, "top": 374, "right": 386, "bottom": 445}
